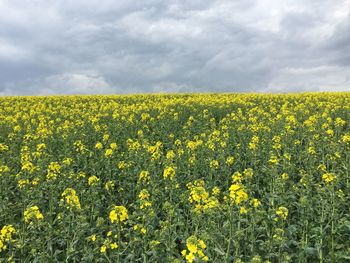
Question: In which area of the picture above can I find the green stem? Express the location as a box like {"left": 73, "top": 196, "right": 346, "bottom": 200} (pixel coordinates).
{"left": 226, "top": 207, "right": 233, "bottom": 261}
{"left": 331, "top": 188, "right": 335, "bottom": 262}
{"left": 235, "top": 210, "right": 241, "bottom": 258}
{"left": 319, "top": 201, "right": 324, "bottom": 263}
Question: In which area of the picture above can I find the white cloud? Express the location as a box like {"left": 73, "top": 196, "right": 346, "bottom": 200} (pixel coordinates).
{"left": 268, "top": 65, "right": 350, "bottom": 92}
{"left": 44, "top": 73, "right": 113, "bottom": 94}
{"left": 1, "top": 72, "right": 114, "bottom": 95}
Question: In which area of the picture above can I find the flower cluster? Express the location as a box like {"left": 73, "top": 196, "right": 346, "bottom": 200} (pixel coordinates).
{"left": 138, "top": 189, "right": 152, "bottom": 209}
{"left": 276, "top": 206, "right": 289, "bottom": 220}
{"left": 61, "top": 188, "right": 81, "bottom": 210}
{"left": 24, "top": 206, "right": 44, "bottom": 224}
{"left": 181, "top": 236, "right": 208, "bottom": 262}
{"left": 322, "top": 173, "right": 336, "bottom": 184}
{"left": 88, "top": 175, "right": 100, "bottom": 186}
{"left": 109, "top": 206, "right": 128, "bottom": 224}
{"left": 187, "top": 180, "right": 219, "bottom": 213}
{"left": 163, "top": 166, "right": 176, "bottom": 180}
{"left": 46, "top": 162, "right": 61, "bottom": 180}
{"left": 0, "top": 225, "right": 16, "bottom": 252}
{"left": 229, "top": 183, "right": 248, "bottom": 205}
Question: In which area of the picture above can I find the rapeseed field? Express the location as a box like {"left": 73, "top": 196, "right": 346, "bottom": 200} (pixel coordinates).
{"left": 0, "top": 93, "right": 349, "bottom": 262}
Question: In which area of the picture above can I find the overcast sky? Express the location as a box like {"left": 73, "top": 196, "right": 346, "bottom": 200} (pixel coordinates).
{"left": 0, "top": 0, "right": 350, "bottom": 95}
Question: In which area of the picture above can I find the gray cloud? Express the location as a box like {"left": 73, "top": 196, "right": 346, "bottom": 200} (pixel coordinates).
{"left": 0, "top": 0, "right": 349, "bottom": 95}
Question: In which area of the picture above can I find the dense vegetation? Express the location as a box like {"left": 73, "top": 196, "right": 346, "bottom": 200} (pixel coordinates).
{"left": 0, "top": 93, "right": 349, "bottom": 262}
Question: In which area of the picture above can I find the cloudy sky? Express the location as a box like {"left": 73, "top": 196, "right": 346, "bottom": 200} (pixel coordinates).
{"left": 0, "top": 0, "right": 350, "bottom": 95}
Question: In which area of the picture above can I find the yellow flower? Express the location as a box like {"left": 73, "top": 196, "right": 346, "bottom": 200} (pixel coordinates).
{"left": 276, "top": 206, "right": 288, "bottom": 220}
{"left": 283, "top": 153, "right": 291, "bottom": 161}
{"left": 139, "top": 170, "right": 150, "bottom": 182}
{"left": 88, "top": 175, "right": 100, "bottom": 186}
{"left": 187, "top": 243, "right": 198, "bottom": 254}
{"left": 326, "top": 129, "right": 334, "bottom": 136}
{"left": 186, "top": 252, "right": 195, "bottom": 263}
{"left": 137, "top": 130, "right": 144, "bottom": 137}
{"left": 90, "top": 234, "right": 97, "bottom": 242}
{"left": 229, "top": 183, "right": 248, "bottom": 205}
{"left": 110, "top": 242, "right": 118, "bottom": 249}
{"left": 335, "top": 117, "right": 346, "bottom": 127}
{"left": 21, "top": 161, "right": 35, "bottom": 172}
{"left": 62, "top": 158, "right": 72, "bottom": 165}
{"left": 189, "top": 186, "right": 208, "bottom": 203}
{"left": 95, "top": 142, "right": 103, "bottom": 149}
{"left": 187, "top": 180, "right": 219, "bottom": 213}
{"left": 0, "top": 225, "right": 16, "bottom": 252}
{"left": 105, "top": 149, "right": 113, "bottom": 157}
{"left": 250, "top": 198, "right": 261, "bottom": 208}
{"left": 272, "top": 136, "right": 281, "bottom": 150}
{"left": 182, "top": 236, "right": 208, "bottom": 263}
{"left": 163, "top": 166, "right": 176, "bottom": 180}
{"left": 18, "top": 179, "right": 30, "bottom": 189}
{"left": 240, "top": 206, "right": 248, "bottom": 214}
{"left": 118, "top": 161, "right": 126, "bottom": 170}
{"left": 150, "top": 240, "right": 161, "bottom": 248}
{"left": 0, "top": 165, "right": 10, "bottom": 175}
{"left": 24, "top": 206, "right": 44, "bottom": 224}
{"left": 36, "top": 143, "right": 46, "bottom": 151}
{"left": 243, "top": 168, "right": 254, "bottom": 178}
{"left": 308, "top": 147, "right": 316, "bottom": 155}
{"left": 232, "top": 171, "right": 243, "bottom": 183}
{"left": 281, "top": 173, "right": 289, "bottom": 180}
{"left": 110, "top": 143, "right": 118, "bottom": 149}
{"left": 0, "top": 143, "right": 9, "bottom": 152}
{"left": 198, "top": 240, "right": 206, "bottom": 249}
{"left": 202, "top": 197, "right": 219, "bottom": 210}
{"left": 46, "top": 162, "right": 61, "bottom": 180}
{"left": 226, "top": 156, "right": 235, "bottom": 166}
{"left": 268, "top": 154, "right": 279, "bottom": 165}
{"left": 32, "top": 177, "right": 40, "bottom": 186}
{"left": 166, "top": 150, "right": 176, "bottom": 160}
{"left": 1, "top": 225, "right": 16, "bottom": 241}
{"left": 212, "top": 186, "right": 220, "bottom": 196}
{"left": 100, "top": 245, "right": 107, "bottom": 253}
{"left": 322, "top": 173, "right": 336, "bottom": 184}
{"left": 140, "top": 199, "right": 152, "bottom": 209}
{"left": 109, "top": 206, "right": 128, "bottom": 224}
{"left": 105, "top": 181, "right": 115, "bottom": 191}
{"left": 342, "top": 134, "right": 350, "bottom": 143}
{"left": 209, "top": 160, "right": 219, "bottom": 169}
{"left": 249, "top": 135, "right": 259, "bottom": 151}
{"left": 0, "top": 239, "right": 5, "bottom": 252}
{"left": 61, "top": 188, "right": 81, "bottom": 210}
{"left": 138, "top": 189, "right": 150, "bottom": 200}
{"left": 103, "top": 134, "right": 109, "bottom": 141}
